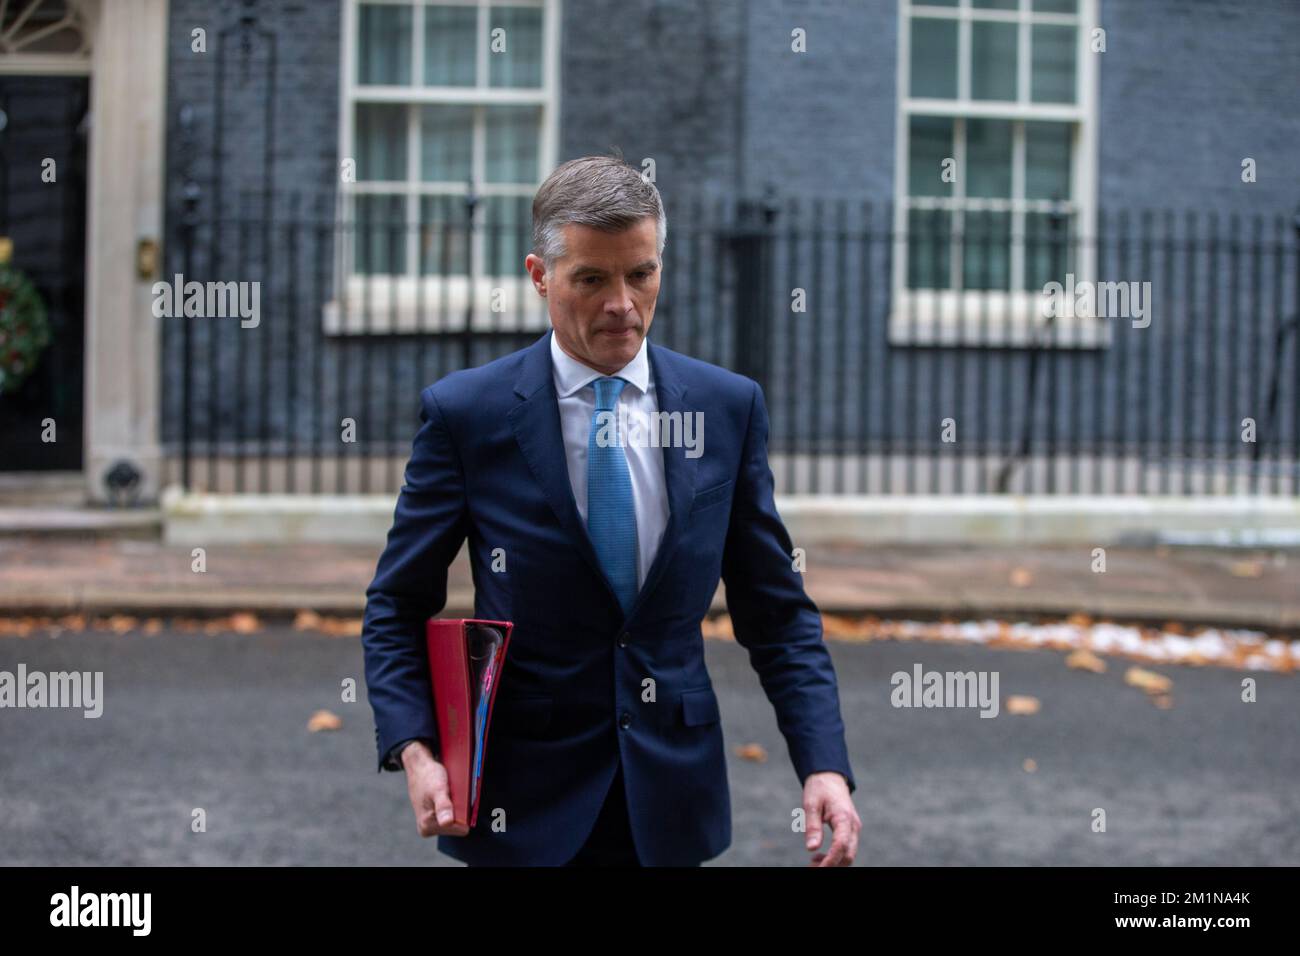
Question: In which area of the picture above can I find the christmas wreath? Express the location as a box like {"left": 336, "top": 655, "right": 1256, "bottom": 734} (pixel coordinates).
{"left": 0, "top": 261, "right": 51, "bottom": 395}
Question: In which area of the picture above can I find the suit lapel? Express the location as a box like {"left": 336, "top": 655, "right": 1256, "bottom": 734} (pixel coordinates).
{"left": 508, "top": 330, "right": 621, "bottom": 611}
{"left": 508, "top": 329, "right": 699, "bottom": 624}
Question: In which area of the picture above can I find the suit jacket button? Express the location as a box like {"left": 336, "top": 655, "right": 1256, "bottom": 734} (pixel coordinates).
{"left": 617, "top": 631, "right": 630, "bottom": 648}
{"left": 619, "top": 711, "right": 632, "bottom": 730}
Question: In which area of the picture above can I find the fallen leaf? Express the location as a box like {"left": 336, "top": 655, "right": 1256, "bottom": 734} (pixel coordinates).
{"left": 1124, "top": 666, "right": 1172, "bottom": 694}
{"left": 1152, "top": 694, "right": 1174, "bottom": 710}
{"left": 1066, "top": 649, "right": 1107, "bottom": 673}
{"left": 735, "top": 743, "right": 767, "bottom": 763}
{"left": 1006, "top": 695, "right": 1041, "bottom": 715}
{"left": 294, "top": 610, "right": 323, "bottom": 631}
{"left": 1023, "top": 758, "right": 1037, "bottom": 773}
{"left": 229, "top": 612, "right": 260, "bottom": 634}
{"left": 1009, "top": 567, "right": 1034, "bottom": 588}
{"left": 307, "top": 709, "right": 342, "bottom": 732}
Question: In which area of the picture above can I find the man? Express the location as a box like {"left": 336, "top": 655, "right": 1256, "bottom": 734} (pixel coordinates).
{"left": 361, "top": 154, "right": 860, "bottom": 867}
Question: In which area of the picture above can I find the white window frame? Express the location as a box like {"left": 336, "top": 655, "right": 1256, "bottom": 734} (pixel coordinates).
{"left": 892, "top": 0, "right": 1102, "bottom": 347}
{"left": 327, "top": 0, "right": 561, "bottom": 335}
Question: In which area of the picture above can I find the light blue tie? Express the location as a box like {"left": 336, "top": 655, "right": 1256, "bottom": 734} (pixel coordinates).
{"left": 587, "top": 376, "right": 639, "bottom": 616}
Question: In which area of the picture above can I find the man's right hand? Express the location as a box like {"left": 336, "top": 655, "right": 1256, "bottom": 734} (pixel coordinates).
{"left": 401, "top": 740, "right": 470, "bottom": 837}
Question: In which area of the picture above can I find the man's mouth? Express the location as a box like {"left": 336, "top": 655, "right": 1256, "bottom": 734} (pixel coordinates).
{"left": 600, "top": 327, "right": 637, "bottom": 337}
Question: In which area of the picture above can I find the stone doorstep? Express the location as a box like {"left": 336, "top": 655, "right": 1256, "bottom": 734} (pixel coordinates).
{"left": 0, "top": 507, "right": 162, "bottom": 539}
{"left": 157, "top": 491, "right": 1300, "bottom": 547}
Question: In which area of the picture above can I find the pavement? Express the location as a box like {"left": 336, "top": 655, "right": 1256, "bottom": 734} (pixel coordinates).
{"left": 2, "top": 533, "right": 1297, "bottom": 865}
{"left": 1, "top": 623, "right": 1296, "bottom": 866}
{"left": 0, "top": 535, "right": 1298, "bottom": 633}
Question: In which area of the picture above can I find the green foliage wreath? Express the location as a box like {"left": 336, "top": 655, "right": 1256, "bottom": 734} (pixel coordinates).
{"left": 0, "top": 262, "right": 51, "bottom": 395}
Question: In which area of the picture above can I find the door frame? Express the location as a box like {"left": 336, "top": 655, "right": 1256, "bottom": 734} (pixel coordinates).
{"left": 0, "top": 0, "right": 169, "bottom": 504}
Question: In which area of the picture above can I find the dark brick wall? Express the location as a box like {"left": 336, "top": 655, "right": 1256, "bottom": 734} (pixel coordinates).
{"left": 156, "top": 0, "right": 1300, "bottom": 486}
{"left": 1098, "top": 0, "right": 1300, "bottom": 215}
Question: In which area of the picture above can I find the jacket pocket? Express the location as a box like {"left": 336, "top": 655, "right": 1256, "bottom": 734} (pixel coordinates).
{"left": 679, "top": 686, "right": 721, "bottom": 727}
{"left": 689, "top": 479, "right": 733, "bottom": 514}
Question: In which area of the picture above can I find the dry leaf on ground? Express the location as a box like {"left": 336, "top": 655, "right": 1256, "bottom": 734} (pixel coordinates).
{"left": 229, "top": 612, "right": 260, "bottom": 634}
{"left": 1066, "top": 649, "right": 1107, "bottom": 673}
{"left": 1124, "top": 666, "right": 1173, "bottom": 694}
{"left": 1006, "top": 695, "right": 1041, "bottom": 715}
{"left": 307, "top": 709, "right": 342, "bottom": 732}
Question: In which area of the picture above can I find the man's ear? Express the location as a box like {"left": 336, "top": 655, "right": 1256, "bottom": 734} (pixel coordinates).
{"left": 524, "top": 253, "right": 548, "bottom": 298}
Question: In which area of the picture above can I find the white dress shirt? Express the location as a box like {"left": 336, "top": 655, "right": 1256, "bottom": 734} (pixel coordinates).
{"left": 549, "top": 328, "right": 670, "bottom": 593}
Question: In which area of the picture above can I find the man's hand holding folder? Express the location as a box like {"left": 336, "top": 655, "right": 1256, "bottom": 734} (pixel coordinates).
{"left": 397, "top": 618, "right": 512, "bottom": 837}
{"left": 399, "top": 741, "right": 469, "bottom": 838}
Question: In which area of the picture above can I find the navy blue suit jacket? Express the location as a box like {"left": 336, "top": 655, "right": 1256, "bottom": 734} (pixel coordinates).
{"left": 361, "top": 328, "right": 856, "bottom": 866}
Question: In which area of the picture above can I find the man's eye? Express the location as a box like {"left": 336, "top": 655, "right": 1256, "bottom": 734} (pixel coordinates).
{"left": 582, "top": 276, "right": 600, "bottom": 285}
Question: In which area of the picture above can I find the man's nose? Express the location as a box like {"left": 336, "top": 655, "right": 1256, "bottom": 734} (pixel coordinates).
{"left": 604, "top": 280, "right": 635, "bottom": 315}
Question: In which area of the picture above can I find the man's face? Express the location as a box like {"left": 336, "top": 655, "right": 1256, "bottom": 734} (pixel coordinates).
{"left": 526, "top": 217, "right": 661, "bottom": 375}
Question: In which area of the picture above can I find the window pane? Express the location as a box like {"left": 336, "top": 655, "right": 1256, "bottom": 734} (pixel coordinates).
{"left": 358, "top": 3, "right": 412, "bottom": 86}
{"left": 419, "top": 195, "right": 471, "bottom": 276}
{"left": 919, "top": 0, "right": 956, "bottom": 5}
{"left": 483, "top": 195, "right": 531, "bottom": 276}
{"left": 907, "top": 209, "right": 952, "bottom": 290}
{"left": 909, "top": 18, "right": 958, "bottom": 99}
{"left": 489, "top": 6, "right": 544, "bottom": 89}
{"left": 908, "top": 116, "right": 954, "bottom": 198}
{"left": 1024, "top": 212, "right": 1075, "bottom": 290}
{"left": 1025, "top": 122, "right": 1072, "bottom": 200}
{"left": 420, "top": 105, "right": 474, "bottom": 182}
{"left": 485, "top": 106, "right": 541, "bottom": 184}
{"left": 356, "top": 194, "right": 407, "bottom": 275}
{"left": 971, "top": 0, "right": 1017, "bottom": 9}
{"left": 965, "top": 119, "right": 1013, "bottom": 198}
{"left": 971, "top": 22, "right": 1017, "bottom": 101}
{"left": 1032, "top": 25, "right": 1076, "bottom": 103}
{"left": 963, "top": 211, "right": 1010, "bottom": 291}
{"left": 424, "top": 4, "right": 477, "bottom": 86}
{"left": 1033, "top": 0, "right": 1078, "bottom": 12}
{"left": 355, "top": 104, "right": 407, "bottom": 181}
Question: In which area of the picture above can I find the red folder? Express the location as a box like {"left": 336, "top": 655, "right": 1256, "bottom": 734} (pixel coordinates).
{"left": 425, "top": 618, "right": 513, "bottom": 828}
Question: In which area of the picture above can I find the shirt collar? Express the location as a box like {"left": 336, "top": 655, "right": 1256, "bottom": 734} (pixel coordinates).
{"left": 549, "top": 327, "right": 651, "bottom": 399}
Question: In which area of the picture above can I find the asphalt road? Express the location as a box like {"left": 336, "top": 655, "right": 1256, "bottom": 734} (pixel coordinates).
{"left": 1, "top": 626, "right": 1296, "bottom": 866}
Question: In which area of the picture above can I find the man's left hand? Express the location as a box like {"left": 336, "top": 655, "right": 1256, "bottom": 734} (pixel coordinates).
{"left": 802, "top": 772, "right": 860, "bottom": 866}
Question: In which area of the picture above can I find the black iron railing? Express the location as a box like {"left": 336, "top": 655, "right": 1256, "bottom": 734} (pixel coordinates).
{"left": 163, "top": 192, "right": 1300, "bottom": 496}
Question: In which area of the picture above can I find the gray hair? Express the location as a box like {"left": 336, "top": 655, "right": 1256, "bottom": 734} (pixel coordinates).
{"left": 531, "top": 151, "right": 667, "bottom": 272}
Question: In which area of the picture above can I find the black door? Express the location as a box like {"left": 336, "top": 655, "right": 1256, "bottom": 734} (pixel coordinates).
{"left": 0, "top": 74, "right": 88, "bottom": 471}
